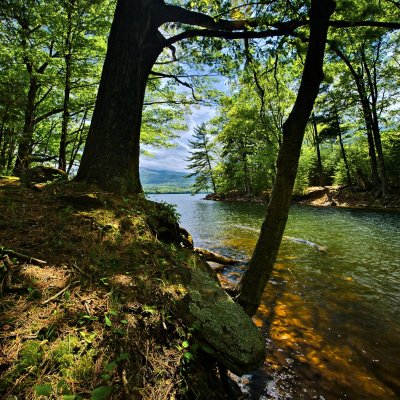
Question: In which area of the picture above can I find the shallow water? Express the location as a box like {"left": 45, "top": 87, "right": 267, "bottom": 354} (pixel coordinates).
{"left": 149, "top": 194, "right": 400, "bottom": 399}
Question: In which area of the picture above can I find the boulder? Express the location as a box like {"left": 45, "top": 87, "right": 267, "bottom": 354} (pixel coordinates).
{"left": 166, "top": 252, "right": 265, "bottom": 375}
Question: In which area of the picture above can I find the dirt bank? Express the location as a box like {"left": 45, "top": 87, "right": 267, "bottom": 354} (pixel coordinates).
{"left": 293, "top": 186, "right": 400, "bottom": 212}
{"left": 205, "top": 187, "right": 400, "bottom": 212}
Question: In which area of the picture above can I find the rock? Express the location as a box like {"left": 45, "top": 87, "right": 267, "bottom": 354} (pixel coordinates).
{"left": 22, "top": 166, "right": 67, "bottom": 186}
{"left": 167, "top": 252, "right": 266, "bottom": 375}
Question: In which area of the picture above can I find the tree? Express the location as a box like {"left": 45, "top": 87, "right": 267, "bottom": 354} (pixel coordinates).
{"left": 74, "top": 0, "right": 311, "bottom": 194}
{"left": 237, "top": 0, "right": 336, "bottom": 315}
{"left": 72, "top": 0, "right": 400, "bottom": 316}
{"left": 186, "top": 122, "right": 217, "bottom": 193}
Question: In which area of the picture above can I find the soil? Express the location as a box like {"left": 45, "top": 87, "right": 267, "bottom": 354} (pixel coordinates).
{"left": 293, "top": 186, "right": 400, "bottom": 212}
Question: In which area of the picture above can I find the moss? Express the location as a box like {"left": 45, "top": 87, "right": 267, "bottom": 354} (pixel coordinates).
{"left": 18, "top": 340, "right": 45, "bottom": 371}
{"left": 171, "top": 256, "right": 265, "bottom": 375}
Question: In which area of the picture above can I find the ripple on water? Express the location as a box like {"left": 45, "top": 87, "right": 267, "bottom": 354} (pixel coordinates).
{"left": 149, "top": 194, "right": 400, "bottom": 399}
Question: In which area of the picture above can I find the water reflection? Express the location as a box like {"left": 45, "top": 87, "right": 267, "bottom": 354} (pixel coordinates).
{"left": 149, "top": 194, "right": 400, "bottom": 399}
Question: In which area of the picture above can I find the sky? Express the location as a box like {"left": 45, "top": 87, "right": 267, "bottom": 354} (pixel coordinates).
{"left": 140, "top": 104, "right": 217, "bottom": 173}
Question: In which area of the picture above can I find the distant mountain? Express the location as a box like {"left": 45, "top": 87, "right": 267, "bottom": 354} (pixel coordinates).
{"left": 140, "top": 168, "right": 195, "bottom": 193}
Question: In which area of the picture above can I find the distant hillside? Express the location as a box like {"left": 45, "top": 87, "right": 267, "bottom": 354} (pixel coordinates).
{"left": 140, "top": 168, "right": 195, "bottom": 193}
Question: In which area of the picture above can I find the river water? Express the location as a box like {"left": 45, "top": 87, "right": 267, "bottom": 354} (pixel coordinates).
{"left": 149, "top": 194, "right": 400, "bottom": 399}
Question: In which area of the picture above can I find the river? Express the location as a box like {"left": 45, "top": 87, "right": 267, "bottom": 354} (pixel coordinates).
{"left": 149, "top": 193, "right": 400, "bottom": 399}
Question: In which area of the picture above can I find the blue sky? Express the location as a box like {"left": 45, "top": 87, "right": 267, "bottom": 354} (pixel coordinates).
{"left": 140, "top": 104, "right": 217, "bottom": 172}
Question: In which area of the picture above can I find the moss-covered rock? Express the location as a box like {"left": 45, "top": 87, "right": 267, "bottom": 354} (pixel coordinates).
{"left": 167, "top": 252, "right": 266, "bottom": 376}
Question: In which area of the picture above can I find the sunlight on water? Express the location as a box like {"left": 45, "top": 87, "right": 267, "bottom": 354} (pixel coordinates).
{"left": 149, "top": 194, "right": 400, "bottom": 399}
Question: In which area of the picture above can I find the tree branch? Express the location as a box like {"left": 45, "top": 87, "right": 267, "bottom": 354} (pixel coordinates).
{"left": 329, "top": 20, "right": 400, "bottom": 29}
{"left": 149, "top": 71, "right": 199, "bottom": 101}
{"left": 34, "top": 108, "right": 63, "bottom": 124}
{"left": 160, "top": 4, "right": 258, "bottom": 30}
{"left": 166, "top": 25, "right": 300, "bottom": 46}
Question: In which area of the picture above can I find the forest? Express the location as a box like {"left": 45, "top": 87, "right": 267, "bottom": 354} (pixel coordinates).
{"left": 1, "top": 0, "right": 400, "bottom": 399}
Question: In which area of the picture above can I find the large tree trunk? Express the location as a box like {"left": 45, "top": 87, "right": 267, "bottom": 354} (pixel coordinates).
{"left": 238, "top": 0, "right": 336, "bottom": 317}
{"left": 76, "top": 0, "right": 163, "bottom": 194}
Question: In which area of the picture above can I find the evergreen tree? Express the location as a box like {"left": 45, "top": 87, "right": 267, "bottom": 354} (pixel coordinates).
{"left": 186, "top": 123, "right": 216, "bottom": 193}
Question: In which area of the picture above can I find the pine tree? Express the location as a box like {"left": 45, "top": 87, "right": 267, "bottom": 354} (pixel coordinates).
{"left": 186, "top": 123, "right": 216, "bottom": 194}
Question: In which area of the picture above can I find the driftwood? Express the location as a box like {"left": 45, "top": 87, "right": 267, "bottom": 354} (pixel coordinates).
{"left": 0, "top": 246, "right": 47, "bottom": 265}
{"left": 194, "top": 247, "right": 241, "bottom": 266}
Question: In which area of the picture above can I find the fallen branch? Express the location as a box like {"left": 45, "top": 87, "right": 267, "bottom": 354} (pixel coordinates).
{"left": 194, "top": 247, "right": 242, "bottom": 266}
{"left": 41, "top": 281, "right": 78, "bottom": 305}
{"left": 0, "top": 246, "right": 47, "bottom": 265}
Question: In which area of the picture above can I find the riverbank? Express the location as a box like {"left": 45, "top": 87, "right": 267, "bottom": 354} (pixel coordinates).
{"left": 0, "top": 177, "right": 262, "bottom": 399}
{"left": 205, "top": 186, "right": 400, "bottom": 212}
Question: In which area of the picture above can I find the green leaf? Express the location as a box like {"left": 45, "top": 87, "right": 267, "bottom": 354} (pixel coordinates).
{"left": 181, "top": 340, "right": 190, "bottom": 349}
{"left": 115, "top": 328, "right": 126, "bottom": 336}
{"left": 90, "top": 386, "right": 113, "bottom": 400}
{"left": 104, "top": 315, "right": 112, "bottom": 327}
{"left": 116, "top": 352, "right": 128, "bottom": 362}
{"left": 104, "top": 361, "right": 117, "bottom": 372}
{"left": 121, "top": 319, "right": 128, "bottom": 324}
{"left": 183, "top": 351, "right": 194, "bottom": 361}
{"left": 62, "top": 396, "right": 76, "bottom": 400}
{"left": 35, "top": 384, "right": 52, "bottom": 396}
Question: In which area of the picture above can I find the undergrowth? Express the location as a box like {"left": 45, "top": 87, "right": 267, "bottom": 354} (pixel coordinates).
{"left": 0, "top": 178, "right": 217, "bottom": 399}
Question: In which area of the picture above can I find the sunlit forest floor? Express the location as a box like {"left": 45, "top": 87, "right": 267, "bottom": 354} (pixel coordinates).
{"left": 0, "top": 177, "right": 227, "bottom": 399}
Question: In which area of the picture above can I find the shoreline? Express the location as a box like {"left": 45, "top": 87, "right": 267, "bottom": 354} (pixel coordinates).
{"left": 204, "top": 186, "right": 400, "bottom": 213}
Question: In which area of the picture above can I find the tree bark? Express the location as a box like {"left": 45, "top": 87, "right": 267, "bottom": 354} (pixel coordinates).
{"left": 59, "top": 6, "right": 73, "bottom": 172}
{"left": 361, "top": 44, "right": 388, "bottom": 195}
{"left": 334, "top": 108, "right": 352, "bottom": 185}
{"left": 312, "top": 113, "right": 324, "bottom": 186}
{"left": 238, "top": 0, "right": 336, "bottom": 317}
{"left": 13, "top": 75, "right": 40, "bottom": 176}
{"left": 76, "top": 0, "right": 164, "bottom": 194}
{"left": 332, "top": 47, "right": 380, "bottom": 188}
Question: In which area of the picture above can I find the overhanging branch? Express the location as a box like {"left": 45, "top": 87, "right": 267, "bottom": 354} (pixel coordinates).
{"left": 149, "top": 71, "right": 200, "bottom": 101}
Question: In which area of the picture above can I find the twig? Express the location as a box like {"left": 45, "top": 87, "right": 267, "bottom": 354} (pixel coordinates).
{"left": 41, "top": 281, "right": 78, "bottom": 305}
{"left": 71, "top": 261, "right": 91, "bottom": 279}
{"left": 0, "top": 246, "right": 47, "bottom": 265}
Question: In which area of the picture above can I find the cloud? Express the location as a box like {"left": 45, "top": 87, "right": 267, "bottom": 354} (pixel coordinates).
{"left": 140, "top": 104, "right": 216, "bottom": 172}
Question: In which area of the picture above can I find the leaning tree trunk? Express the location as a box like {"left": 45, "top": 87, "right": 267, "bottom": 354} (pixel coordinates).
{"left": 76, "top": 0, "right": 163, "bottom": 194}
{"left": 238, "top": 0, "right": 336, "bottom": 317}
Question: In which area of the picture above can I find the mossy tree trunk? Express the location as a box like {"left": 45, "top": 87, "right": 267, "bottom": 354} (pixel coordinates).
{"left": 238, "top": 0, "right": 336, "bottom": 316}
